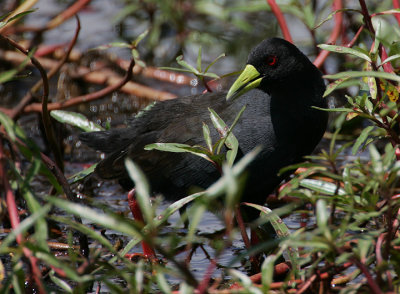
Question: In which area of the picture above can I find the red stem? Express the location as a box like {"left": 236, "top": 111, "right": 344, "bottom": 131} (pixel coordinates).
{"left": 393, "top": 0, "right": 400, "bottom": 25}
{"left": 0, "top": 139, "right": 45, "bottom": 293}
{"left": 351, "top": 258, "right": 383, "bottom": 294}
{"left": 127, "top": 189, "right": 156, "bottom": 258}
{"left": 266, "top": 0, "right": 293, "bottom": 43}
{"left": 196, "top": 259, "right": 217, "bottom": 294}
{"left": 313, "top": 0, "right": 343, "bottom": 69}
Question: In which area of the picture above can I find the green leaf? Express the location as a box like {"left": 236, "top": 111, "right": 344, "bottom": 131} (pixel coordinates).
{"left": 0, "top": 111, "right": 18, "bottom": 141}
{"left": 316, "top": 199, "right": 331, "bottom": 240}
{"left": 380, "top": 53, "right": 400, "bottom": 66}
{"left": 303, "top": 3, "right": 315, "bottom": 28}
{"left": 357, "top": 237, "right": 374, "bottom": 261}
{"left": 132, "top": 29, "right": 149, "bottom": 47}
{"left": 156, "top": 271, "right": 172, "bottom": 294}
{"left": 48, "top": 271, "right": 73, "bottom": 292}
{"left": 222, "top": 163, "right": 239, "bottom": 208}
{"left": 324, "top": 71, "right": 400, "bottom": 83}
{"left": 196, "top": 72, "right": 220, "bottom": 79}
{"left": 0, "top": 52, "right": 34, "bottom": 84}
{"left": 261, "top": 255, "right": 278, "bottom": 292}
{"left": 124, "top": 159, "right": 154, "bottom": 226}
{"left": 50, "top": 110, "right": 104, "bottom": 132}
{"left": 186, "top": 203, "right": 206, "bottom": 243}
{"left": 209, "top": 108, "right": 239, "bottom": 166}
{"left": 202, "top": 123, "right": 212, "bottom": 152}
{"left": 312, "top": 106, "right": 353, "bottom": 112}
{"left": 47, "top": 196, "right": 143, "bottom": 239}
{"left": 0, "top": 9, "right": 36, "bottom": 29}
{"left": 176, "top": 55, "right": 199, "bottom": 74}
{"left": 369, "top": 144, "right": 382, "bottom": 174}
{"left": 94, "top": 42, "right": 131, "bottom": 51}
{"left": 352, "top": 126, "right": 374, "bottom": 155}
{"left": 0, "top": 69, "right": 19, "bottom": 83}
{"left": 135, "top": 101, "right": 157, "bottom": 118}
{"left": 204, "top": 53, "right": 226, "bottom": 73}
{"left": 158, "top": 67, "right": 195, "bottom": 74}
{"left": 300, "top": 179, "right": 346, "bottom": 195}
{"left": 197, "top": 46, "right": 202, "bottom": 72}
{"left": 68, "top": 163, "right": 97, "bottom": 184}
{"left": 243, "top": 202, "right": 299, "bottom": 275}
{"left": 314, "top": 8, "right": 360, "bottom": 29}
{"left": 51, "top": 215, "right": 118, "bottom": 254}
{"left": 323, "top": 77, "right": 351, "bottom": 97}
{"left": 145, "top": 143, "right": 212, "bottom": 162}
{"left": 318, "top": 44, "right": 371, "bottom": 62}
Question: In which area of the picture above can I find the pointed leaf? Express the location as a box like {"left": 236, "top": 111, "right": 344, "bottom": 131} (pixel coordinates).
{"left": 145, "top": 143, "right": 212, "bottom": 162}
{"left": 314, "top": 8, "right": 360, "bottom": 29}
{"left": 132, "top": 29, "right": 149, "bottom": 47}
{"left": 0, "top": 9, "right": 36, "bottom": 29}
{"left": 352, "top": 126, "right": 374, "bottom": 155}
{"left": 50, "top": 110, "right": 104, "bottom": 132}
{"left": 318, "top": 44, "right": 371, "bottom": 62}
{"left": 204, "top": 53, "right": 226, "bottom": 73}
{"left": 323, "top": 76, "right": 351, "bottom": 97}
{"left": 381, "top": 53, "right": 400, "bottom": 66}
{"left": 209, "top": 108, "right": 238, "bottom": 166}
{"left": 125, "top": 159, "right": 154, "bottom": 226}
{"left": 197, "top": 46, "right": 202, "bottom": 72}
{"left": 300, "top": 179, "right": 346, "bottom": 195}
{"left": 316, "top": 199, "right": 331, "bottom": 240}
{"left": 202, "top": 122, "right": 212, "bottom": 152}
{"left": 324, "top": 71, "right": 400, "bottom": 83}
{"left": 176, "top": 55, "right": 199, "bottom": 74}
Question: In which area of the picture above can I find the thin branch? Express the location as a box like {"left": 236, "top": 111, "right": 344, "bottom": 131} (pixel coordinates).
{"left": 0, "top": 34, "right": 64, "bottom": 171}
{"left": 45, "top": 0, "right": 91, "bottom": 30}
{"left": 0, "top": 137, "right": 45, "bottom": 293}
{"left": 23, "top": 58, "right": 136, "bottom": 112}
{"left": 5, "top": 16, "right": 81, "bottom": 120}
{"left": 266, "top": 0, "right": 293, "bottom": 43}
{"left": 392, "top": 0, "right": 400, "bottom": 26}
{"left": 313, "top": 0, "right": 343, "bottom": 69}
{"left": 345, "top": 25, "right": 364, "bottom": 48}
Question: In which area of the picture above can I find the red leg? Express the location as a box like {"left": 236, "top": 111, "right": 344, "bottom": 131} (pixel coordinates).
{"left": 127, "top": 189, "right": 156, "bottom": 258}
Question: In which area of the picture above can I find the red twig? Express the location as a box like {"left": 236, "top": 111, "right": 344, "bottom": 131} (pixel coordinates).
{"left": 393, "top": 0, "right": 400, "bottom": 26}
{"left": 235, "top": 205, "right": 251, "bottom": 249}
{"left": 0, "top": 34, "right": 64, "bottom": 171}
{"left": 0, "top": 138, "right": 45, "bottom": 293}
{"left": 345, "top": 25, "right": 365, "bottom": 48}
{"left": 46, "top": 0, "right": 91, "bottom": 30}
{"left": 22, "top": 58, "right": 137, "bottom": 112}
{"left": 380, "top": 47, "right": 395, "bottom": 73}
{"left": 297, "top": 274, "right": 317, "bottom": 294}
{"left": 127, "top": 189, "right": 156, "bottom": 258}
{"left": 5, "top": 16, "right": 81, "bottom": 120}
{"left": 2, "top": 132, "right": 90, "bottom": 257}
{"left": 196, "top": 259, "right": 217, "bottom": 294}
{"left": 351, "top": 257, "right": 383, "bottom": 294}
{"left": 313, "top": 0, "right": 343, "bottom": 69}
{"left": 266, "top": 0, "right": 293, "bottom": 43}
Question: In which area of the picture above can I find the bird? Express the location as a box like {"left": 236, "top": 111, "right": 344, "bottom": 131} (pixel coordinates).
{"left": 79, "top": 37, "right": 328, "bottom": 212}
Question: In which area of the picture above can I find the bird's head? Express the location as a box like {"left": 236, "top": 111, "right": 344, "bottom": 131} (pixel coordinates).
{"left": 226, "top": 38, "right": 314, "bottom": 100}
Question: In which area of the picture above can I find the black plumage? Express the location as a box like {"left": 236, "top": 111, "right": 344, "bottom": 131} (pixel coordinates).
{"left": 79, "top": 38, "right": 328, "bottom": 207}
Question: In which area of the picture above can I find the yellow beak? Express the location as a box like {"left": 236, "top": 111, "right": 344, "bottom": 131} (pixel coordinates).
{"left": 226, "top": 64, "right": 262, "bottom": 100}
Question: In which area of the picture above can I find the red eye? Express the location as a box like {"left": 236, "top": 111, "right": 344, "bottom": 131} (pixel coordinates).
{"left": 267, "top": 55, "right": 277, "bottom": 66}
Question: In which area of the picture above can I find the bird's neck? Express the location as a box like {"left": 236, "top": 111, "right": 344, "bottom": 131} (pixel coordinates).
{"left": 269, "top": 72, "right": 325, "bottom": 108}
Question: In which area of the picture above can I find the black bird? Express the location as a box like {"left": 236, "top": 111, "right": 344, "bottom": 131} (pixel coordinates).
{"left": 79, "top": 37, "right": 328, "bottom": 209}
